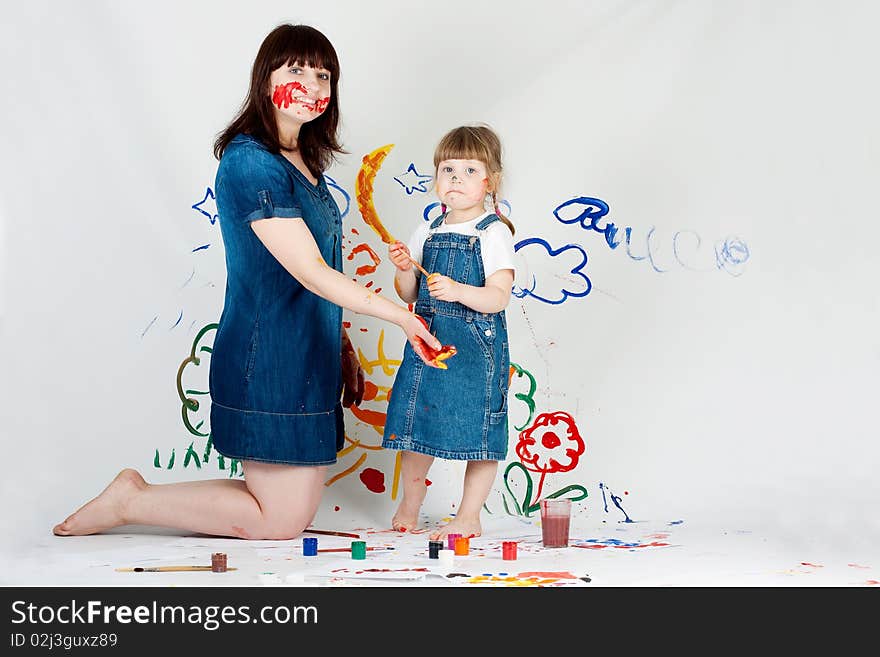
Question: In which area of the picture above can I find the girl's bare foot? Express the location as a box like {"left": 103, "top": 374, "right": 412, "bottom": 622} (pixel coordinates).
{"left": 391, "top": 496, "right": 423, "bottom": 533}
{"left": 53, "top": 469, "right": 147, "bottom": 536}
{"left": 429, "top": 516, "right": 482, "bottom": 541}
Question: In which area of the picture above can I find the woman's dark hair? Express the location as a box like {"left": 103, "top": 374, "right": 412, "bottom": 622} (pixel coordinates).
{"left": 213, "top": 24, "right": 346, "bottom": 177}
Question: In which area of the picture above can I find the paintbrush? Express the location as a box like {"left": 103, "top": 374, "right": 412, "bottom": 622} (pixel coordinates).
{"left": 116, "top": 566, "right": 238, "bottom": 572}
{"left": 303, "top": 528, "right": 361, "bottom": 539}
{"left": 408, "top": 255, "right": 430, "bottom": 278}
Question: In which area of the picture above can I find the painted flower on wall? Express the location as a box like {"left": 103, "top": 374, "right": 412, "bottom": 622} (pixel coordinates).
{"left": 503, "top": 411, "right": 588, "bottom": 517}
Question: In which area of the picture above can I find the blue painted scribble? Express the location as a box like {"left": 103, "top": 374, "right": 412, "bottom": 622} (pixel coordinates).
{"left": 394, "top": 164, "right": 433, "bottom": 195}
{"left": 555, "top": 195, "right": 750, "bottom": 276}
{"left": 325, "top": 175, "right": 351, "bottom": 219}
{"left": 192, "top": 187, "right": 218, "bottom": 225}
{"left": 554, "top": 197, "right": 621, "bottom": 248}
{"left": 512, "top": 238, "right": 591, "bottom": 305}
{"left": 715, "top": 236, "right": 750, "bottom": 276}
{"left": 599, "top": 482, "right": 634, "bottom": 523}
{"left": 169, "top": 309, "right": 183, "bottom": 330}
{"left": 192, "top": 244, "right": 210, "bottom": 253}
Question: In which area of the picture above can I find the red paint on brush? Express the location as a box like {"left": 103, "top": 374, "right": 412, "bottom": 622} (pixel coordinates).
{"left": 272, "top": 81, "right": 308, "bottom": 109}
{"left": 360, "top": 467, "right": 385, "bottom": 493}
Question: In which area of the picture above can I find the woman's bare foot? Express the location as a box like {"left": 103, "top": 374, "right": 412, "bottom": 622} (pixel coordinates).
{"left": 429, "top": 516, "right": 482, "bottom": 541}
{"left": 53, "top": 469, "right": 147, "bottom": 536}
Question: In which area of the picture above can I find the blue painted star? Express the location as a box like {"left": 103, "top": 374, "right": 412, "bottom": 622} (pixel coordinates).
{"left": 394, "top": 164, "right": 433, "bottom": 195}
{"left": 192, "top": 187, "right": 218, "bottom": 224}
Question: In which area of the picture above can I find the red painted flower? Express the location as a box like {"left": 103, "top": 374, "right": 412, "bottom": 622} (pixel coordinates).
{"left": 515, "top": 411, "right": 584, "bottom": 474}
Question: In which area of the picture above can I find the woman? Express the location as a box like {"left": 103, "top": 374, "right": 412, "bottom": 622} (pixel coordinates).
{"left": 53, "top": 24, "right": 440, "bottom": 540}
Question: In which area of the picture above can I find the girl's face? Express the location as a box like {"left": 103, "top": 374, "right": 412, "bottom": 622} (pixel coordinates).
{"left": 268, "top": 61, "right": 332, "bottom": 124}
{"left": 435, "top": 159, "right": 491, "bottom": 213}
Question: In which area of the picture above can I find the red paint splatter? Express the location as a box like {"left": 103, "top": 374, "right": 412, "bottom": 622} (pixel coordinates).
{"left": 365, "top": 281, "right": 374, "bottom": 288}
{"left": 800, "top": 562, "right": 823, "bottom": 568}
{"left": 848, "top": 563, "right": 870, "bottom": 569}
{"left": 315, "top": 97, "right": 330, "bottom": 113}
{"left": 866, "top": 580, "right": 879, "bottom": 585}
{"left": 624, "top": 491, "right": 629, "bottom": 495}
{"left": 272, "top": 81, "right": 308, "bottom": 109}
{"left": 334, "top": 506, "right": 340, "bottom": 512}
{"left": 351, "top": 228, "right": 359, "bottom": 235}
{"left": 375, "top": 287, "right": 382, "bottom": 293}
{"left": 343, "top": 321, "right": 351, "bottom": 328}
{"left": 359, "top": 327, "right": 368, "bottom": 332}
{"left": 359, "top": 467, "right": 385, "bottom": 493}
{"left": 425, "top": 478, "right": 432, "bottom": 487}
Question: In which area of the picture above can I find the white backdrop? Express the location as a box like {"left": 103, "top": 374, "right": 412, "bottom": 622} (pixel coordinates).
{"left": 2, "top": 0, "right": 878, "bottom": 557}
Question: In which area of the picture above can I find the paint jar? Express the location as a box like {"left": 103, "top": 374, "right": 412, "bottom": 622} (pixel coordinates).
{"left": 453, "top": 536, "right": 469, "bottom": 556}
{"left": 428, "top": 541, "right": 444, "bottom": 559}
{"left": 351, "top": 540, "right": 366, "bottom": 560}
{"left": 502, "top": 541, "right": 517, "bottom": 561}
{"left": 540, "top": 499, "right": 571, "bottom": 548}
{"left": 437, "top": 549, "right": 454, "bottom": 568}
{"left": 211, "top": 552, "right": 227, "bottom": 572}
{"left": 446, "top": 533, "right": 462, "bottom": 551}
{"left": 303, "top": 537, "right": 318, "bottom": 556}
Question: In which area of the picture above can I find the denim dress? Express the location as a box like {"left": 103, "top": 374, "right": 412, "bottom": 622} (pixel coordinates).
{"left": 209, "top": 134, "right": 344, "bottom": 465}
{"left": 382, "top": 213, "right": 510, "bottom": 461}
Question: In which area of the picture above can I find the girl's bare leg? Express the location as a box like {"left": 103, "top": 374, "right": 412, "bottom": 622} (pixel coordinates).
{"left": 52, "top": 461, "right": 327, "bottom": 540}
{"left": 391, "top": 451, "right": 434, "bottom": 532}
{"left": 429, "top": 460, "right": 498, "bottom": 541}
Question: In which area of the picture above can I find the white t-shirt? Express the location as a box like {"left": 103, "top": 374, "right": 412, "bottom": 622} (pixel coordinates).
{"left": 406, "top": 211, "right": 516, "bottom": 279}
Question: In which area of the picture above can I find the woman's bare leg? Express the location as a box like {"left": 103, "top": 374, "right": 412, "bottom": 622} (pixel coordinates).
{"left": 391, "top": 451, "right": 434, "bottom": 532}
{"left": 429, "top": 460, "right": 498, "bottom": 540}
{"left": 52, "top": 461, "right": 327, "bottom": 540}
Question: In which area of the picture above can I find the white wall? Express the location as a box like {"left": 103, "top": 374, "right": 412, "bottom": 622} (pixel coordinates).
{"left": 2, "top": 0, "right": 878, "bottom": 555}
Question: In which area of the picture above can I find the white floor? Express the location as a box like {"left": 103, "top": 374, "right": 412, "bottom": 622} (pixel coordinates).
{"left": 4, "top": 515, "right": 876, "bottom": 587}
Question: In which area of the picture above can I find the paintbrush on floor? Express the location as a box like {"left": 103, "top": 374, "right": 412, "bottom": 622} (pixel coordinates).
{"left": 116, "top": 566, "right": 238, "bottom": 572}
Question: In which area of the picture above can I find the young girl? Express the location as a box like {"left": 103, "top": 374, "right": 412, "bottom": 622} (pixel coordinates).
{"left": 383, "top": 124, "right": 516, "bottom": 540}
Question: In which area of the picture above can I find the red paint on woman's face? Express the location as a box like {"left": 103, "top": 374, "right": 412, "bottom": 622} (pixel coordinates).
{"left": 272, "top": 81, "right": 308, "bottom": 109}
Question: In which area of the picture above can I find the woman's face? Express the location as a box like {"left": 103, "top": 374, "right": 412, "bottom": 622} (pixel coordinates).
{"left": 268, "top": 61, "right": 332, "bottom": 124}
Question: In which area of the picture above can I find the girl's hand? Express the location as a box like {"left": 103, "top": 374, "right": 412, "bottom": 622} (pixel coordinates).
{"left": 341, "top": 332, "right": 365, "bottom": 407}
{"left": 427, "top": 273, "right": 460, "bottom": 302}
{"left": 388, "top": 241, "right": 414, "bottom": 272}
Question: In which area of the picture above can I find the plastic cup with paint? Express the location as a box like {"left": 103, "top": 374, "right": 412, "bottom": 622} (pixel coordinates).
{"left": 437, "top": 549, "right": 454, "bottom": 567}
{"left": 446, "top": 533, "right": 462, "bottom": 551}
{"left": 540, "top": 499, "right": 571, "bottom": 548}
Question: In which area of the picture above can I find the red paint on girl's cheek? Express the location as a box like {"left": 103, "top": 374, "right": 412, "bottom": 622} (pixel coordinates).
{"left": 272, "top": 81, "right": 308, "bottom": 109}
{"left": 315, "top": 97, "right": 330, "bottom": 113}
{"left": 360, "top": 467, "right": 385, "bottom": 493}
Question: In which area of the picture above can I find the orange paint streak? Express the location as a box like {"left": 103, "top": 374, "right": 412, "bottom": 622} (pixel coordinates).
{"left": 349, "top": 404, "right": 386, "bottom": 428}
{"left": 325, "top": 452, "right": 367, "bottom": 486}
{"left": 347, "top": 243, "right": 381, "bottom": 276}
{"left": 391, "top": 450, "right": 402, "bottom": 500}
{"left": 516, "top": 571, "right": 578, "bottom": 579}
{"left": 355, "top": 144, "right": 396, "bottom": 243}
{"left": 363, "top": 381, "right": 379, "bottom": 401}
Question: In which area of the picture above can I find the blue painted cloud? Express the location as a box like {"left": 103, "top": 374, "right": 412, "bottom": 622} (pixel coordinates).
{"left": 512, "top": 238, "right": 592, "bottom": 305}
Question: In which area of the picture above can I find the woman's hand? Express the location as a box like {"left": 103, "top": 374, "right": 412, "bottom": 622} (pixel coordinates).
{"left": 427, "top": 273, "right": 461, "bottom": 303}
{"left": 340, "top": 331, "right": 364, "bottom": 407}
{"left": 388, "top": 241, "right": 414, "bottom": 272}
{"left": 402, "top": 314, "right": 457, "bottom": 369}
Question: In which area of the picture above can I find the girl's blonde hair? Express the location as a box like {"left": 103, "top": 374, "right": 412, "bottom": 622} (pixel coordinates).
{"left": 433, "top": 124, "right": 515, "bottom": 235}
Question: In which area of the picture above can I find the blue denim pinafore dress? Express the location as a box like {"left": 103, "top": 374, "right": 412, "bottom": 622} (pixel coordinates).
{"left": 209, "top": 134, "right": 344, "bottom": 465}
{"left": 382, "top": 213, "right": 510, "bottom": 461}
